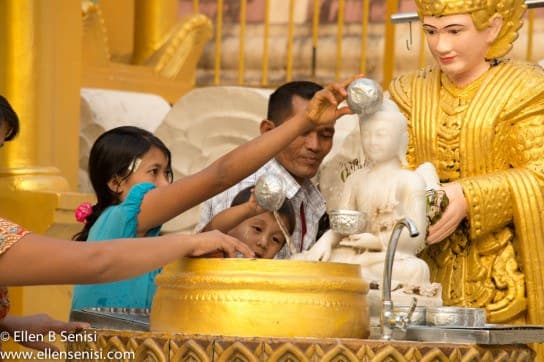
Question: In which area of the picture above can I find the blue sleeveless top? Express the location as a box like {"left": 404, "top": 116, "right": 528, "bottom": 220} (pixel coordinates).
{"left": 71, "top": 183, "right": 161, "bottom": 310}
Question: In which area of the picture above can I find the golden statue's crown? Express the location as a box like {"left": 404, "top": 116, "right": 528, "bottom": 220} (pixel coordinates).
{"left": 415, "top": 0, "right": 488, "bottom": 16}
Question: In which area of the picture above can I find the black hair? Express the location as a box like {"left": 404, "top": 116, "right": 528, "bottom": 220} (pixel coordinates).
{"left": 231, "top": 186, "right": 296, "bottom": 235}
{"left": 266, "top": 81, "right": 323, "bottom": 126}
{"left": 0, "top": 95, "right": 20, "bottom": 142}
{"left": 73, "top": 126, "right": 173, "bottom": 241}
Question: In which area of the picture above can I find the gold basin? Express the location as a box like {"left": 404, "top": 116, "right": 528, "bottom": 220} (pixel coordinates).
{"left": 151, "top": 258, "right": 369, "bottom": 339}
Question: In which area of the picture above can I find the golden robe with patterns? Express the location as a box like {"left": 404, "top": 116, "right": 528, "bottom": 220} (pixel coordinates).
{"left": 389, "top": 61, "right": 544, "bottom": 327}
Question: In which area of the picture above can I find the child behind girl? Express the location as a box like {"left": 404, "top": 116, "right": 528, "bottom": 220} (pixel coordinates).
{"left": 202, "top": 186, "right": 295, "bottom": 259}
{"left": 71, "top": 80, "right": 354, "bottom": 310}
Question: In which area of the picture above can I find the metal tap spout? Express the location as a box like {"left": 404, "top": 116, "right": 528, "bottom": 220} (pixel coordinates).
{"left": 381, "top": 218, "right": 419, "bottom": 340}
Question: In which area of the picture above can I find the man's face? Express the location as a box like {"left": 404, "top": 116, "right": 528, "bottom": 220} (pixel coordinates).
{"left": 273, "top": 95, "right": 335, "bottom": 184}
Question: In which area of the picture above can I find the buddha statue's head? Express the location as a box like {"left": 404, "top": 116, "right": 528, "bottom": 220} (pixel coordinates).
{"left": 415, "top": 0, "right": 526, "bottom": 59}
{"left": 359, "top": 99, "right": 408, "bottom": 167}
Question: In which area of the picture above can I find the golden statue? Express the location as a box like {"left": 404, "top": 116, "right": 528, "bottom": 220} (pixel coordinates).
{"left": 81, "top": 0, "right": 213, "bottom": 103}
{"left": 389, "top": 0, "right": 544, "bottom": 354}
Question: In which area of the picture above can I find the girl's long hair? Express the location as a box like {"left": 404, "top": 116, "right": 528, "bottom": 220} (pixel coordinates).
{"left": 73, "top": 126, "right": 172, "bottom": 241}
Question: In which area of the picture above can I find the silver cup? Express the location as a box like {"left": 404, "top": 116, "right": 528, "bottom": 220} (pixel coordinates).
{"left": 254, "top": 173, "right": 286, "bottom": 212}
{"left": 329, "top": 209, "right": 367, "bottom": 235}
{"left": 346, "top": 78, "right": 383, "bottom": 116}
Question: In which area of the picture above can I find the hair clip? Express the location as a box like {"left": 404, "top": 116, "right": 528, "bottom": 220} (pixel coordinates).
{"left": 75, "top": 202, "right": 93, "bottom": 223}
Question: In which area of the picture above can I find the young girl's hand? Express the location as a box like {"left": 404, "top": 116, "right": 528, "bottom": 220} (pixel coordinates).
{"left": 190, "top": 230, "right": 255, "bottom": 258}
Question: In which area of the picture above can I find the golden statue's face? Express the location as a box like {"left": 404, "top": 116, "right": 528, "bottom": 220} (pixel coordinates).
{"left": 417, "top": 0, "right": 526, "bottom": 59}
{"left": 422, "top": 14, "right": 493, "bottom": 86}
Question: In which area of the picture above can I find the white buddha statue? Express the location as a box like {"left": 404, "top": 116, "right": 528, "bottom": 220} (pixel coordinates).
{"left": 293, "top": 99, "right": 442, "bottom": 315}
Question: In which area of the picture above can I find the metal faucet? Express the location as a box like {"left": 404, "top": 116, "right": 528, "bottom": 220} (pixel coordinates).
{"left": 381, "top": 218, "right": 419, "bottom": 340}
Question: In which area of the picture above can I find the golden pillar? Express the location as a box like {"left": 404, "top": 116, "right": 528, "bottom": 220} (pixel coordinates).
{"left": 383, "top": 0, "right": 398, "bottom": 88}
{"left": 0, "top": 0, "right": 81, "bottom": 192}
{"left": 0, "top": 0, "right": 84, "bottom": 335}
{"left": 98, "top": 0, "right": 135, "bottom": 62}
{"left": 133, "top": 0, "right": 179, "bottom": 64}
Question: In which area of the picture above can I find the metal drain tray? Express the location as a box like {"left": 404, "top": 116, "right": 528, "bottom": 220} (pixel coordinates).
{"left": 69, "top": 307, "right": 150, "bottom": 331}
{"left": 376, "top": 324, "right": 544, "bottom": 344}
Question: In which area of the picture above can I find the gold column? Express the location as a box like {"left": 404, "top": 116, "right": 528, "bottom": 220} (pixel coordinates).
{"left": 286, "top": 0, "right": 295, "bottom": 82}
{"left": 238, "top": 0, "right": 247, "bottom": 85}
{"left": 383, "top": 0, "right": 399, "bottom": 87}
{"left": 0, "top": 0, "right": 84, "bottom": 354}
{"left": 311, "top": 0, "right": 320, "bottom": 80}
{"left": 132, "top": 0, "right": 178, "bottom": 64}
{"left": 214, "top": 0, "right": 224, "bottom": 85}
{"left": 0, "top": 0, "right": 81, "bottom": 193}
{"left": 261, "top": 0, "right": 270, "bottom": 86}
{"left": 98, "top": 0, "right": 135, "bottom": 62}
{"left": 359, "top": 0, "right": 370, "bottom": 75}
{"left": 336, "top": 0, "right": 345, "bottom": 81}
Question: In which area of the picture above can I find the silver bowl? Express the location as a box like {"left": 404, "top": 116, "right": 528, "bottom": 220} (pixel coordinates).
{"left": 329, "top": 210, "right": 367, "bottom": 235}
{"left": 426, "top": 306, "right": 486, "bottom": 327}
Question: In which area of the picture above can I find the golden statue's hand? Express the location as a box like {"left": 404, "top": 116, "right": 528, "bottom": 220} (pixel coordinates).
{"left": 426, "top": 182, "right": 467, "bottom": 244}
{"left": 305, "top": 76, "right": 362, "bottom": 125}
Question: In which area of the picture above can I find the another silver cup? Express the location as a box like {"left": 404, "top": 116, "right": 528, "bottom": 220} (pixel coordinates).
{"left": 254, "top": 173, "right": 286, "bottom": 212}
{"left": 329, "top": 209, "right": 367, "bottom": 235}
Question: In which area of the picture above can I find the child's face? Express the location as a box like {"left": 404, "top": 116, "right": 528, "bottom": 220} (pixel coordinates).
{"left": 228, "top": 212, "right": 288, "bottom": 259}
{"left": 111, "top": 146, "right": 171, "bottom": 200}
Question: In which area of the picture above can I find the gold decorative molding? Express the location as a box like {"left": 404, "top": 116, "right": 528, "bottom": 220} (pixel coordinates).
{"left": 67, "top": 330, "right": 535, "bottom": 362}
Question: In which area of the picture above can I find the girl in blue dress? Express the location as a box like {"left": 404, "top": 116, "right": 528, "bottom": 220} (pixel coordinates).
{"left": 71, "top": 80, "right": 355, "bottom": 309}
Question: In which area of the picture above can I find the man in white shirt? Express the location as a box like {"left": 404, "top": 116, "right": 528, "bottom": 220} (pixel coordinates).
{"left": 197, "top": 81, "right": 335, "bottom": 258}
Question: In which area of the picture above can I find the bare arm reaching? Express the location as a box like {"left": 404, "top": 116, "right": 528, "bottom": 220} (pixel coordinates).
{"left": 0, "top": 230, "right": 254, "bottom": 286}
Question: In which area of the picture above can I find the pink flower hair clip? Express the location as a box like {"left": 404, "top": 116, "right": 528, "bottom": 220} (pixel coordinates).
{"left": 75, "top": 202, "right": 93, "bottom": 223}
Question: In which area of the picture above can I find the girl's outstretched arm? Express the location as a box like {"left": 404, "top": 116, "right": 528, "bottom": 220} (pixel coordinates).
{"left": 0, "top": 231, "right": 254, "bottom": 286}
{"left": 138, "top": 79, "right": 357, "bottom": 231}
